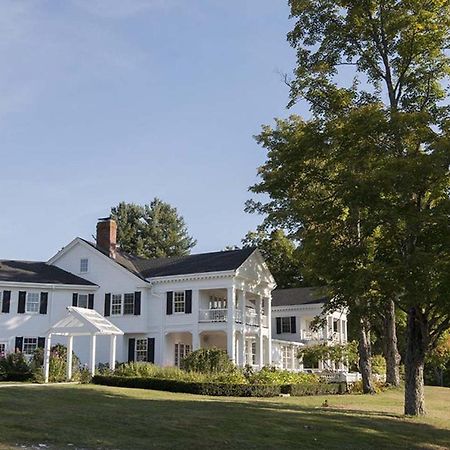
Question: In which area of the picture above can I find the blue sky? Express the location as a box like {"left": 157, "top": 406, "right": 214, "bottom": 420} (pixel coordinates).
{"left": 0, "top": 0, "right": 306, "bottom": 260}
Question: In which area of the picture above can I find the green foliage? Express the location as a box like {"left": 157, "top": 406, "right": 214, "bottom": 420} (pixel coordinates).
{"left": 0, "top": 353, "right": 32, "bottom": 381}
{"left": 181, "top": 348, "right": 235, "bottom": 374}
{"left": 111, "top": 198, "right": 197, "bottom": 258}
{"left": 298, "top": 342, "right": 359, "bottom": 369}
{"left": 371, "top": 355, "right": 387, "bottom": 375}
{"left": 245, "top": 366, "right": 319, "bottom": 385}
{"left": 242, "top": 229, "right": 307, "bottom": 288}
{"left": 93, "top": 375, "right": 345, "bottom": 398}
{"left": 32, "top": 344, "right": 80, "bottom": 383}
{"left": 425, "top": 330, "right": 450, "bottom": 386}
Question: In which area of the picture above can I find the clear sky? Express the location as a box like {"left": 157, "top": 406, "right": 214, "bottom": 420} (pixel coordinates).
{"left": 0, "top": 0, "right": 306, "bottom": 261}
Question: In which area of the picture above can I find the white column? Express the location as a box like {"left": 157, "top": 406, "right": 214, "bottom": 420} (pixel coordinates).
{"left": 89, "top": 335, "right": 97, "bottom": 376}
{"left": 66, "top": 335, "right": 73, "bottom": 381}
{"left": 257, "top": 331, "right": 263, "bottom": 369}
{"left": 227, "top": 286, "right": 236, "bottom": 362}
{"left": 192, "top": 332, "right": 200, "bottom": 351}
{"left": 267, "top": 295, "right": 272, "bottom": 365}
{"left": 43, "top": 334, "right": 52, "bottom": 383}
{"left": 192, "top": 289, "right": 200, "bottom": 350}
{"left": 291, "top": 346, "right": 296, "bottom": 371}
{"left": 109, "top": 335, "right": 117, "bottom": 371}
{"left": 238, "top": 332, "right": 245, "bottom": 366}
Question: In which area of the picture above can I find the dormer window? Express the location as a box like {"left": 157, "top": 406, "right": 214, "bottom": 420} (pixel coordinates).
{"left": 80, "top": 258, "right": 89, "bottom": 273}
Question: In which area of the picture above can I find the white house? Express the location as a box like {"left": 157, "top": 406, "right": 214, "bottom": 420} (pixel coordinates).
{"left": 271, "top": 287, "right": 348, "bottom": 371}
{"left": 0, "top": 218, "right": 347, "bottom": 372}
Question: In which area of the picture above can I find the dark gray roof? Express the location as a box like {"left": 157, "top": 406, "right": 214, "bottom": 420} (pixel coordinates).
{"left": 0, "top": 260, "right": 97, "bottom": 286}
{"left": 81, "top": 239, "right": 256, "bottom": 279}
{"left": 272, "top": 287, "right": 328, "bottom": 307}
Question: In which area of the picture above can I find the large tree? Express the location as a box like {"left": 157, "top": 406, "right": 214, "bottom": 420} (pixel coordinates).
{"left": 248, "top": 0, "right": 450, "bottom": 416}
{"left": 242, "top": 229, "right": 306, "bottom": 289}
{"left": 111, "top": 199, "right": 197, "bottom": 259}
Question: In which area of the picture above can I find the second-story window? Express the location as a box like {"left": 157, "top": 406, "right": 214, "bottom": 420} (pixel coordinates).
{"left": 26, "top": 293, "right": 40, "bottom": 313}
{"left": 80, "top": 258, "right": 89, "bottom": 273}
{"left": 173, "top": 291, "right": 185, "bottom": 313}
{"left": 123, "top": 293, "right": 135, "bottom": 315}
{"left": 78, "top": 294, "right": 88, "bottom": 308}
{"left": 111, "top": 294, "right": 122, "bottom": 315}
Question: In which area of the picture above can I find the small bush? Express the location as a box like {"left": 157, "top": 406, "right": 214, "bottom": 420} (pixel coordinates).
{"left": 0, "top": 353, "right": 32, "bottom": 381}
{"left": 246, "top": 366, "right": 320, "bottom": 385}
{"left": 32, "top": 344, "right": 81, "bottom": 382}
{"left": 181, "top": 348, "right": 235, "bottom": 373}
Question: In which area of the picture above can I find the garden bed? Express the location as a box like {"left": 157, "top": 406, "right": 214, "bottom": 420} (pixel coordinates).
{"left": 92, "top": 374, "right": 346, "bottom": 397}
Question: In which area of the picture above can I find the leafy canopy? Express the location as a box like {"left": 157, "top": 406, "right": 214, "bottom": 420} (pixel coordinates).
{"left": 111, "top": 199, "right": 197, "bottom": 259}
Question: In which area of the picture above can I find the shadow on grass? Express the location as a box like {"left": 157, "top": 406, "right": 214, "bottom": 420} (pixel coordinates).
{"left": 0, "top": 385, "right": 449, "bottom": 450}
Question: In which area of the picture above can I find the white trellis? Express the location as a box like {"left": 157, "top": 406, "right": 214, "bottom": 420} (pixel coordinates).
{"left": 43, "top": 306, "right": 124, "bottom": 383}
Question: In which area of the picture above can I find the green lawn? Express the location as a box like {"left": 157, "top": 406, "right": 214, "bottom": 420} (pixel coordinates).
{"left": 0, "top": 384, "right": 449, "bottom": 449}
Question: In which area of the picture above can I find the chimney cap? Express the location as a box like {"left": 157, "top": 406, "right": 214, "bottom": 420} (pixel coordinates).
{"left": 98, "top": 216, "right": 113, "bottom": 222}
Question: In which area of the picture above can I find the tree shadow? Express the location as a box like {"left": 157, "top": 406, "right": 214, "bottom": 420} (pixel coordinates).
{"left": 0, "top": 385, "right": 449, "bottom": 450}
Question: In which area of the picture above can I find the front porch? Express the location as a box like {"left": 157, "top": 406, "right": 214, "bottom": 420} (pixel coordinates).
{"left": 163, "top": 329, "right": 271, "bottom": 369}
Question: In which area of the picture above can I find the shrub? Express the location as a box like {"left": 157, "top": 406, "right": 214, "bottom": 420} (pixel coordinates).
{"left": 371, "top": 355, "right": 386, "bottom": 375}
{"left": 181, "top": 348, "right": 235, "bottom": 373}
{"left": 32, "top": 344, "right": 81, "bottom": 382}
{"left": 93, "top": 375, "right": 344, "bottom": 397}
{"left": 246, "top": 366, "right": 320, "bottom": 385}
{"left": 0, "top": 353, "right": 32, "bottom": 381}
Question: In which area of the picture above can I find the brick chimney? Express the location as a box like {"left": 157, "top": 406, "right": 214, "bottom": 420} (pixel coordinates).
{"left": 96, "top": 217, "right": 117, "bottom": 258}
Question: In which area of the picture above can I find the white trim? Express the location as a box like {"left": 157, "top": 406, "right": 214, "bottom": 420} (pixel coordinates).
{"left": 48, "top": 238, "right": 151, "bottom": 286}
{"left": 0, "top": 281, "right": 97, "bottom": 290}
{"left": 148, "top": 270, "right": 235, "bottom": 283}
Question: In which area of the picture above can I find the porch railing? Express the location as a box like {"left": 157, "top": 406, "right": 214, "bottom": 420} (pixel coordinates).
{"left": 199, "top": 308, "right": 227, "bottom": 322}
{"left": 198, "top": 308, "right": 269, "bottom": 327}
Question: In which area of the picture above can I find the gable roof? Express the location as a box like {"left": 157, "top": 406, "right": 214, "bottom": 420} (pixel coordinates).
{"left": 271, "top": 287, "right": 328, "bottom": 307}
{"left": 80, "top": 239, "right": 256, "bottom": 279}
{"left": 0, "top": 260, "right": 96, "bottom": 286}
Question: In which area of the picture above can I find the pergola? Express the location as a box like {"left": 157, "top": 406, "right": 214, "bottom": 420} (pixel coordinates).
{"left": 43, "top": 306, "right": 124, "bottom": 383}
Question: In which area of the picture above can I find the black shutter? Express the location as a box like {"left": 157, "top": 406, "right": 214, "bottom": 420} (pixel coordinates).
{"left": 134, "top": 292, "right": 141, "bottom": 316}
{"left": 17, "top": 291, "right": 26, "bottom": 314}
{"left": 37, "top": 337, "right": 45, "bottom": 349}
{"left": 1, "top": 291, "right": 11, "bottom": 313}
{"left": 88, "top": 294, "right": 94, "bottom": 310}
{"left": 290, "top": 316, "right": 297, "bottom": 334}
{"left": 147, "top": 338, "right": 155, "bottom": 363}
{"left": 185, "top": 290, "right": 192, "bottom": 314}
{"left": 15, "top": 337, "right": 23, "bottom": 353}
{"left": 276, "top": 317, "right": 282, "bottom": 334}
{"left": 104, "top": 293, "right": 111, "bottom": 317}
{"left": 39, "top": 292, "right": 48, "bottom": 314}
{"left": 72, "top": 293, "right": 78, "bottom": 307}
{"left": 166, "top": 292, "right": 173, "bottom": 315}
{"left": 128, "top": 338, "right": 136, "bottom": 362}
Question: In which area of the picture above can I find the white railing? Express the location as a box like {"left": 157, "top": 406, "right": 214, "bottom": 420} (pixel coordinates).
{"left": 198, "top": 308, "right": 269, "bottom": 328}
{"left": 301, "top": 330, "right": 324, "bottom": 341}
{"left": 199, "top": 308, "right": 227, "bottom": 322}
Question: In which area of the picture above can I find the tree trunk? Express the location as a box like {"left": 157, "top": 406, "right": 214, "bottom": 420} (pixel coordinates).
{"left": 404, "top": 307, "right": 427, "bottom": 416}
{"left": 358, "top": 317, "right": 375, "bottom": 394}
{"left": 383, "top": 299, "right": 401, "bottom": 386}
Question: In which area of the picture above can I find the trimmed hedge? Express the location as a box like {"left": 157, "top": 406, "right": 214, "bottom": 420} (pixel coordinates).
{"left": 92, "top": 375, "right": 346, "bottom": 397}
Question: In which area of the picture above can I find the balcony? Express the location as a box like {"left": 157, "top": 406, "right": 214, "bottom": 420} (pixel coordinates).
{"left": 198, "top": 308, "right": 269, "bottom": 327}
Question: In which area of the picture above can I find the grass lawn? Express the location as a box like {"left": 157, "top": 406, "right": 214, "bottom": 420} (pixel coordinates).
{"left": 0, "top": 384, "right": 449, "bottom": 449}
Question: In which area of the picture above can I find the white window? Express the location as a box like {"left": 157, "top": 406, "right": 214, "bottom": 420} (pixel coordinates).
{"left": 282, "top": 346, "right": 292, "bottom": 369}
{"left": 281, "top": 317, "right": 292, "bottom": 333}
{"left": 245, "top": 341, "right": 256, "bottom": 366}
{"left": 80, "top": 258, "right": 89, "bottom": 273}
{"left": 78, "top": 294, "right": 88, "bottom": 309}
{"left": 136, "top": 339, "right": 148, "bottom": 362}
{"left": 209, "top": 295, "right": 227, "bottom": 309}
{"left": 174, "top": 343, "right": 191, "bottom": 367}
{"left": 26, "top": 293, "right": 40, "bottom": 313}
{"left": 0, "top": 342, "right": 6, "bottom": 358}
{"left": 111, "top": 294, "right": 122, "bottom": 316}
{"left": 173, "top": 291, "right": 185, "bottom": 313}
{"left": 124, "top": 293, "right": 135, "bottom": 315}
{"left": 23, "top": 338, "right": 38, "bottom": 356}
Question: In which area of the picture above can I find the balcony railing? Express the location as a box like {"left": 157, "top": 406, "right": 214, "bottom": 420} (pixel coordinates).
{"left": 199, "top": 308, "right": 227, "bottom": 322}
{"left": 199, "top": 308, "right": 269, "bottom": 327}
